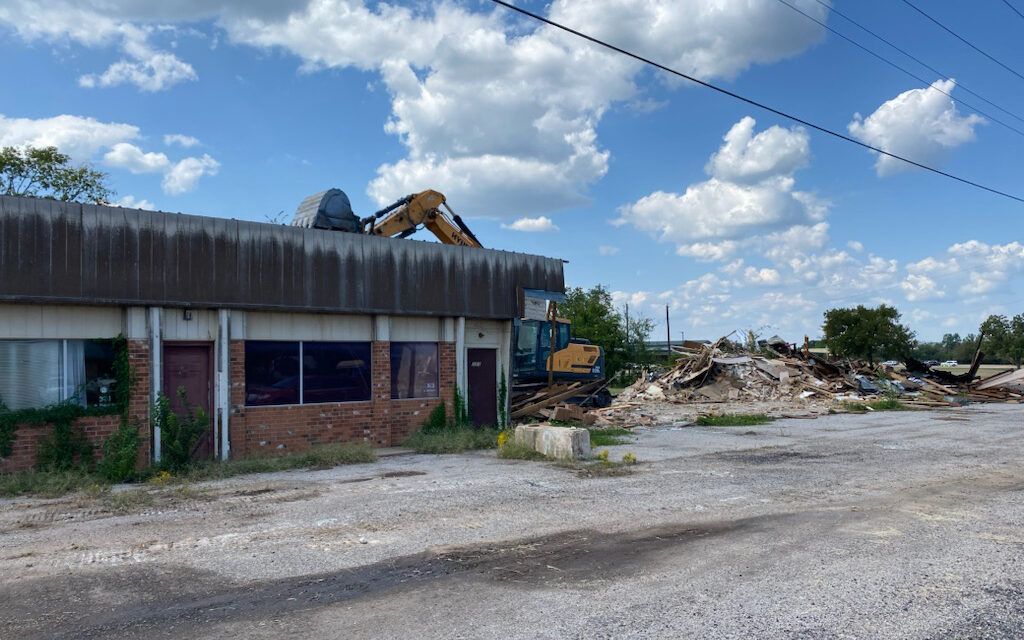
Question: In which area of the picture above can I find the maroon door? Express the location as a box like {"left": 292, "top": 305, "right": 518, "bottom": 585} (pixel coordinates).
{"left": 163, "top": 343, "right": 214, "bottom": 460}
{"left": 467, "top": 348, "right": 497, "bottom": 427}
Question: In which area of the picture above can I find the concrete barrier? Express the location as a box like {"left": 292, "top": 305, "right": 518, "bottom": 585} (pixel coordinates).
{"left": 514, "top": 424, "right": 591, "bottom": 460}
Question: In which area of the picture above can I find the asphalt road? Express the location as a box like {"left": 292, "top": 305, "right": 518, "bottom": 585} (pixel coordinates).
{"left": 2, "top": 404, "right": 1022, "bottom": 639}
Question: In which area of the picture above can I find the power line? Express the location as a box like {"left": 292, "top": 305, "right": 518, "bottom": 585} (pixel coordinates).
{"left": 900, "top": 0, "right": 1024, "bottom": 82}
{"left": 1003, "top": 0, "right": 1024, "bottom": 20}
{"left": 810, "top": 0, "right": 1024, "bottom": 126}
{"left": 486, "top": 0, "right": 1024, "bottom": 205}
{"left": 773, "top": 0, "right": 1024, "bottom": 138}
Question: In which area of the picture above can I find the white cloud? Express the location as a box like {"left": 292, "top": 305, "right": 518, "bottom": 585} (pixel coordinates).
{"left": 611, "top": 290, "right": 650, "bottom": 309}
{"left": 500, "top": 216, "right": 559, "bottom": 232}
{"left": 1, "top": 112, "right": 217, "bottom": 195}
{"left": 617, "top": 116, "right": 826, "bottom": 255}
{"left": 164, "top": 133, "right": 200, "bottom": 148}
{"left": 742, "top": 266, "right": 781, "bottom": 286}
{"left": 705, "top": 116, "right": 809, "bottom": 183}
{"left": 115, "top": 194, "right": 154, "bottom": 210}
{"left": 598, "top": 245, "right": 620, "bottom": 256}
{"left": 0, "top": 1, "right": 828, "bottom": 213}
{"left": 0, "top": 114, "right": 139, "bottom": 162}
{"left": 848, "top": 79, "right": 984, "bottom": 176}
{"left": 79, "top": 47, "right": 197, "bottom": 92}
{"left": 847, "top": 240, "right": 864, "bottom": 252}
{"left": 162, "top": 154, "right": 220, "bottom": 195}
{"left": 221, "top": 0, "right": 826, "bottom": 216}
{"left": 900, "top": 274, "right": 945, "bottom": 301}
{"left": 103, "top": 142, "right": 170, "bottom": 173}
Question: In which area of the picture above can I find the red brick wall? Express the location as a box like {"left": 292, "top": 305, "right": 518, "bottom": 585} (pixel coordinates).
{"left": 228, "top": 340, "right": 457, "bottom": 455}
{"left": 0, "top": 338, "right": 152, "bottom": 473}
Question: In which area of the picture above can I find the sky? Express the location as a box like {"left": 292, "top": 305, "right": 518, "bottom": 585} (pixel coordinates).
{"left": 1, "top": 0, "right": 1022, "bottom": 343}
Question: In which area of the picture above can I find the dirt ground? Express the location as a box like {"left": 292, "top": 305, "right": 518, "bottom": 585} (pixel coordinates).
{"left": 2, "top": 404, "right": 1023, "bottom": 639}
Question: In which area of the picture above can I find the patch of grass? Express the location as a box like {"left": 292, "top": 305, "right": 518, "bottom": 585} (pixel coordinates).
{"left": 556, "top": 459, "right": 635, "bottom": 478}
{"left": 181, "top": 442, "right": 377, "bottom": 480}
{"left": 841, "top": 398, "right": 913, "bottom": 412}
{"left": 1, "top": 441, "right": 377, "bottom": 499}
{"left": 0, "top": 469, "right": 98, "bottom": 498}
{"left": 497, "top": 439, "right": 547, "bottom": 461}
{"left": 403, "top": 427, "right": 500, "bottom": 454}
{"left": 588, "top": 427, "right": 633, "bottom": 447}
{"left": 105, "top": 488, "right": 154, "bottom": 513}
{"left": 696, "top": 414, "right": 774, "bottom": 427}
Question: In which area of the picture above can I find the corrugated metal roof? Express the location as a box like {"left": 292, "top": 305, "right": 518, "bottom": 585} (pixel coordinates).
{"left": 0, "top": 196, "right": 564, "bottom": 318}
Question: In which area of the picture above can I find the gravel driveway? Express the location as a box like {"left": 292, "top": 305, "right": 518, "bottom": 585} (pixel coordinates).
{"left": 2, "top": 404, "right": 1022, "bottom": 639}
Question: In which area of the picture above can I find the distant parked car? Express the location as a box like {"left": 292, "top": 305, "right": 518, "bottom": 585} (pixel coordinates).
{"left": 941, "top": 360, "right": 958, "bottom": 367}
{"left": 880, "top": 360, "right": 899, "bottom": 367}
{"left": 924, "top": 360, "right": 940, "bottom": 367}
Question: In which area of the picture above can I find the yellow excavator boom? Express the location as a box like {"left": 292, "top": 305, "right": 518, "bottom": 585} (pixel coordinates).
{"left": 366, "top": 190, "right": 482, "bottom": 248}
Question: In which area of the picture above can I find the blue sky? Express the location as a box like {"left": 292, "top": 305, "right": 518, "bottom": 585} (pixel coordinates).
{"left": 1, "top": 0, "right": 1022, "bottom": 342}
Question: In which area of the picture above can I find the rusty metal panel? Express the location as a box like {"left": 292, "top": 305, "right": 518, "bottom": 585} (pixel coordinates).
{"left": 0, "top": 195, "right": 565, "bottom": 318}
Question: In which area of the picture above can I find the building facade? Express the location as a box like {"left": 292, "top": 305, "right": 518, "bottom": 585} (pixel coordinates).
{"left": 0, "top": 196, "right": 563, "bottom": 471}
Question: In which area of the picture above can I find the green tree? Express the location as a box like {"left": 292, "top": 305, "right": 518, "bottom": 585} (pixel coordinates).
{"left": 822, "top": 304, "right": 916, "bottom": 365}
{"left": 561, "top": 285, "right": 653, "bottom": 378}
{"left": 980, "top": 313, "right": 1024, "bottom": 367}
{"left": 0, "top": 145, "right": 113, "bottom": 203}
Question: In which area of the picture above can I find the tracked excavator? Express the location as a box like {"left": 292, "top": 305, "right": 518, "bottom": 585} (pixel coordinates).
{"left": 292, "top": 188, "right": 482, "bottom": 247}
{"left": 292, "top": 187, "right": 608, "bottom": 411}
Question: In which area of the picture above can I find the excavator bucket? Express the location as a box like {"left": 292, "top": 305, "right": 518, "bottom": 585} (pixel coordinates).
{"left": 291, "top": 188, "right": 361, "bottom": 233}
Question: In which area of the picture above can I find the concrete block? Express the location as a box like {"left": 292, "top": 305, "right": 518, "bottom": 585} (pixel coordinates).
{"left": 514, "top": 424, "right": 591, "bottom": 460}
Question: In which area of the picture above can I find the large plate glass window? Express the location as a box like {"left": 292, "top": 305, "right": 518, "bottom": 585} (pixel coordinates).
{"left": 302, "top": 342, "right": 371, "bottom": 404}
{"left": 390, "top": 342, "right": 439, "bottom": 399}
{"left": 0, "top": 339, "right": 119, "bottom": 410}
{"left": 245, "top": 341, "right": 300, "bottom": 406}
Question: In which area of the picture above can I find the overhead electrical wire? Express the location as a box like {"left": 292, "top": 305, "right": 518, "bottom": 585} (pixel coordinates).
{"left": 1001, "top": 0, "right": 1024, "bottom": 21}
{"left": 808, "top": 0, "right": 1024, "bottom": 126}
{"left": 899, "top": 0, "right": 1024, "bottom": 82}
{"left": 773, "top": 0, "right": 1024, "bottom": 138}
{"left": 486, "top": 0, "right": 1024, "bottom": 205}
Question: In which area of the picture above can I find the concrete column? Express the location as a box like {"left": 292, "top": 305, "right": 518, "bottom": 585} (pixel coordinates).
{"left": 455, "top": 316, "right": 466, "bottom": 397}
{"left": 217, "top": 309, "right": 230, "bottom": 461}
{"left": 148, "top": 306, "right": 162, "bottom": 463}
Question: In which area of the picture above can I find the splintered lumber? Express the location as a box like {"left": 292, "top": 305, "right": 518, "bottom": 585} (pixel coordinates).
{"left": 511, "top": 380, "right": 601, "bottom": 419}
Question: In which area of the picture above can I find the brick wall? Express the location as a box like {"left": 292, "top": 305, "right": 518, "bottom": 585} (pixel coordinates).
{"left": 228, "top": 340, "right": 457, "bottom": 455}
{"left": 0, "top": 338, "right": 152, "bottom": 473}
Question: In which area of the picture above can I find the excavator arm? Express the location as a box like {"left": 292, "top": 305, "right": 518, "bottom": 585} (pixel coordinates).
{"left": 364, "top": 189, "right": 482, "bottom": 248}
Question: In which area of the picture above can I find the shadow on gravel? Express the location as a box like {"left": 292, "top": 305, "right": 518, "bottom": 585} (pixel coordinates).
{"left": 8, "top": 514, "right": 785, "bottom": 639}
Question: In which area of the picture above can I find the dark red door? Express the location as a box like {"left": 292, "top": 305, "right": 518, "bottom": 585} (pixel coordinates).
{"left": 163, "top": 343, "right": 214, "bottom": 460}
{"left": 467, "top": 348, "right": 497, "bottom": 427}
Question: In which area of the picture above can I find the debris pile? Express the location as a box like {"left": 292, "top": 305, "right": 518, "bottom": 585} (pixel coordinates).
{"left": 611, "top": 336, "right": 1022, "bottom": 413}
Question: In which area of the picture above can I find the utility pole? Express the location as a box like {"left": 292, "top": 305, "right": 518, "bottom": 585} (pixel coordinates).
{"left": 665, "top": 305, "right": 671, "bottom": 359}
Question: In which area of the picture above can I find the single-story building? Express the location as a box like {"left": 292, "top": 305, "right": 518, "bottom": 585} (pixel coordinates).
{"left": 0, "top": 195, "right": 564, "bottom": 471}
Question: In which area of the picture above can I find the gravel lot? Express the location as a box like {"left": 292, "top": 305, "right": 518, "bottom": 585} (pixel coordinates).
{"left": 2, "top": 404, "right": 1023, "bottom": 639}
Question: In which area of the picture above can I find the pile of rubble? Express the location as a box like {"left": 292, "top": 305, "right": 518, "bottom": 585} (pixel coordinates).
{"left": 613, "top": 336, "right": 1023, "bottom": 413}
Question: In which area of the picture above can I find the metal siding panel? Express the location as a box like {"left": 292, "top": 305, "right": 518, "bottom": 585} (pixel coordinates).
{"left": 0, "top": 195, "right": 565, "bottom": 317}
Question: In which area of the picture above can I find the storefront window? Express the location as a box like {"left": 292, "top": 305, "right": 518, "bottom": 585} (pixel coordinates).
{"left": 390, "top": 342, "right": 439, "bottom": 399}
{"left": 0, "top": 339, "right": 118, "bottom": 410}
{"left": 244, "top": 341, "right": 300, "bottom": 406}
{"left": 303, "top": 342, "right": 371, "bottom": 403}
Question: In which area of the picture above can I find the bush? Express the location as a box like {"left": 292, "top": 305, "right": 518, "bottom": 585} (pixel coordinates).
{"left": 423, "top": 403, "right": 447, "bottom": 434}
{"left": 95, "top": 422, "right": 141, "bottom": 482}
{"left": 154, "top": 389, "right": 207, "bottom": 471}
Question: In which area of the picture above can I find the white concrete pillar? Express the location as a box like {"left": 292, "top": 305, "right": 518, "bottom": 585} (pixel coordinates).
{"left": 455, "top": 316, "right": 466, "bottom": 397}
{"left": 217, "top": 309, "right": 230, "bottom": 461}
{"left": 148, "top": 306, "right": 162, "bottom": 463}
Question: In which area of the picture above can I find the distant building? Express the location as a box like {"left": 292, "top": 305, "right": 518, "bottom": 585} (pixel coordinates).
{"left": 0, "top": 196, "right": 563, "bottom": 471}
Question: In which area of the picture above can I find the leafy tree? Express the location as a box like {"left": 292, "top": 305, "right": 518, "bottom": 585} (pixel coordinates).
{"left": 0, "top": 145, "right": 112, "bottom": 203}
{"left": 822, "top": 304, "right": 916, "bottom": 365}
{"left": 980, "top": 313, "right": 1024, "bottom": 367}
{"left": 561, "top": 285, "right": 653, "bottom": 377}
